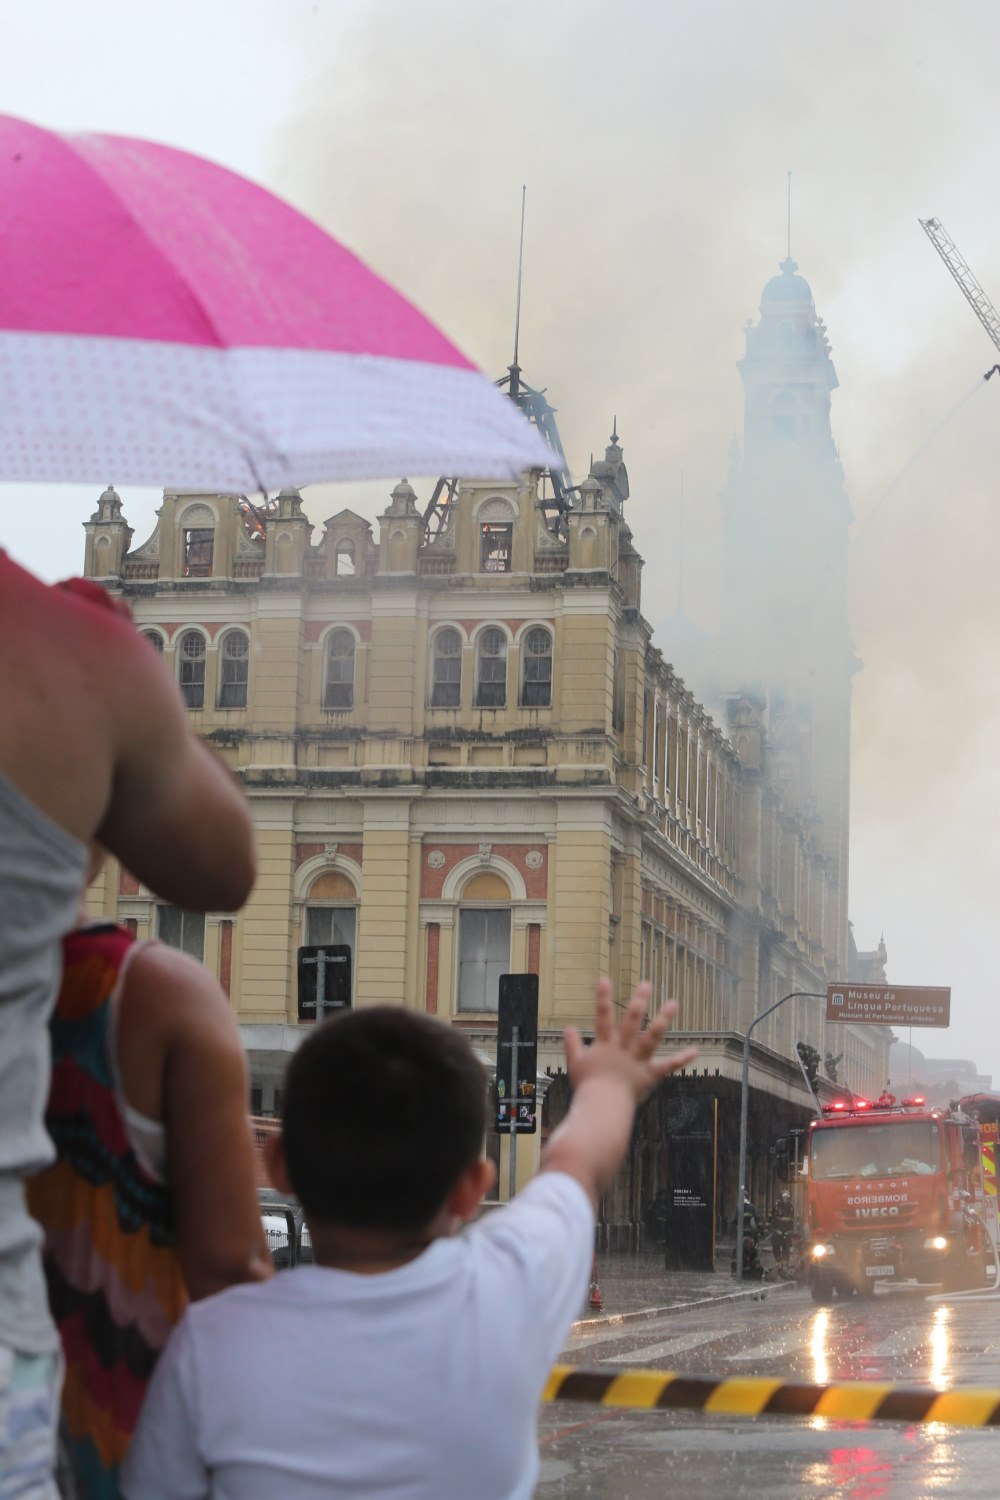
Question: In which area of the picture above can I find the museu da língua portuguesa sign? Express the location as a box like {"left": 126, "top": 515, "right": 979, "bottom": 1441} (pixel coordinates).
{"left": 825, "top": 983, "right": 951, "bottom": 1029}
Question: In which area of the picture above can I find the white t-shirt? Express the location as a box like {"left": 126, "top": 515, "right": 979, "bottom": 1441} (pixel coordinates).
{"left": 122, "top": 1171, "right": 593, "bottom": 1500}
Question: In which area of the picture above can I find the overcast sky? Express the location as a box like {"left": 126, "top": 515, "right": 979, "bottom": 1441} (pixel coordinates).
{"left": 4, "top": 0, "right": 1000, "bottom": 1078}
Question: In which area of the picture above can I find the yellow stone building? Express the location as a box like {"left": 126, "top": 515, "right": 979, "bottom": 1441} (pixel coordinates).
{"left": 80, "top": 401, "right": 889, "bottom": 1232}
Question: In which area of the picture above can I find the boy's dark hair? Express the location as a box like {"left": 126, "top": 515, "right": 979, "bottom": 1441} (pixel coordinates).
{"left": 282, "top": 1006, "right": 487, "bottom": 1231}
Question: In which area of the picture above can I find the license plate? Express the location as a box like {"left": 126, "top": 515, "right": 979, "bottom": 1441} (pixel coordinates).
{"left": 865, "top": 1264, "right": 894, "bottom": 1277}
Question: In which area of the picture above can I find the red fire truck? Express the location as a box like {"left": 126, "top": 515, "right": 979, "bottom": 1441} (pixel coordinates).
{"left": 804, "top": 1093, "right": 988, "bottom": 1302}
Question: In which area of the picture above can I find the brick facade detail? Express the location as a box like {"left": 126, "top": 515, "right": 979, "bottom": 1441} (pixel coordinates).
{"left": 419, "top": 843, "right": 548, "bottom": 900}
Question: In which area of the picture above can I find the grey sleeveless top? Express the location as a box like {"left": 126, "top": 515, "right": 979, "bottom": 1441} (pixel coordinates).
{"left": 0, "top": 770, "right": 87, "bottom": 1351}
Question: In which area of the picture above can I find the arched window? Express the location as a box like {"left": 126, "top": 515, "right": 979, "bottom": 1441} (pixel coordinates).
{"left": 480, "top": 523, "right": 512, "bottom": 573}
{"left": 520, "top": 627, "right": 552, "bottom": 707}
{"left": 183, "top": 527, "right": 214, "bottom": 577}
{"left": 478, "top": 498, "right": 515, "bottom": 574}
{"left": 335, "top": 540, "right": 356, "bottom": 577}
{"left": 458, "top": 872, "right": 512, "bottom": 1012}
{"left": 475, "top": 628, "right": 507, "bottom": 708}
{"left": 431, "top": 628, "right": 462, "bottom": 708}
{"left": 304, "top": 870, "right": 358, "bottom": 1004}
{"left": 141, "top": 630, "right": 164, "bottom": 654}
{"left": 323, "top": 629, "right": 355, "bottom": 709}
{"left": 178, "top": 631, "right": 206, "bottom": 710}
{"left": 218, "top": 630, "right": 250, "bottom": 709}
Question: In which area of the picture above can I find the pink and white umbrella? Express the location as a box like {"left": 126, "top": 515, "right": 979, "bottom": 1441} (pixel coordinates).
{"left": 0, "top": 115, "right": 553, "bottom": 492}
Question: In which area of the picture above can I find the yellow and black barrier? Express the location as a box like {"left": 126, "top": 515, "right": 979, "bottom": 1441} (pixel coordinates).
{"left": 543, "top": 1365, "right": 1000, "bottom": 1428}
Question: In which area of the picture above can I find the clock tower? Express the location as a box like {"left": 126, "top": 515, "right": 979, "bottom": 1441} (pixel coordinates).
{"left": 721, "top": 255, "right": 856, "bottom": 973}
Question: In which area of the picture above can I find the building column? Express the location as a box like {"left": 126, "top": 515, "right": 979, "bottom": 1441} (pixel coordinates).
{"left": 356, "top": 794, "right": 415, "bottom": 1008}
{"left": 616, "top": 845, "right": 644, "bottom": 1002}
{"left": 237, "top": 798, "right": 297, "bottom": 1022}
{"left": 549, "top": 800, "right": 613, "bottom": 1025}
{"left": 527, "top": 923, "right": 541, "bottom": 976}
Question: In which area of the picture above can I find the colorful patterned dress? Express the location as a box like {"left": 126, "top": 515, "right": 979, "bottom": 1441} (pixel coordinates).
{"left": 27, "top": 924, "right": 187, "bottom": 1500}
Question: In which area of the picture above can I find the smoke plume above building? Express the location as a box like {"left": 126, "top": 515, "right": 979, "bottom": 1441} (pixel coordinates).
{"left": 270, "top": 0, "right": 1000, "bottom": 1073}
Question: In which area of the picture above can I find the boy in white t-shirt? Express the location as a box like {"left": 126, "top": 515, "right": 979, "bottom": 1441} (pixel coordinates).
{"left": 123, "top": 979, "right": 697, "bottom": 1500}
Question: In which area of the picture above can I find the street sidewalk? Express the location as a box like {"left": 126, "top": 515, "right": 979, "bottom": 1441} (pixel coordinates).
{"left": 573, "top": 1245, "right": 792, "bottom": 1330}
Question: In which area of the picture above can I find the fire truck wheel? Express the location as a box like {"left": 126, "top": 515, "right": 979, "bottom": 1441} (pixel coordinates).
{"left": 810, "top": 1272, "right": 834, "bottom": 1305}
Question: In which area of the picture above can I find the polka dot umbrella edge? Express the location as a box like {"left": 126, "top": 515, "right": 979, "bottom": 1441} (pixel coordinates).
{"left": 0, "top": 114, "right": 556, "bottom": 492}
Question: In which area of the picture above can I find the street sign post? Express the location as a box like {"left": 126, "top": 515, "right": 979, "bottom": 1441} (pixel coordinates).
{"left": 825, "top": 983, "right": 951, "bottom": 1029}
{"left": 297, "top": 944, "right": 352, "bottom": 1023}
{"left": 496, "top": 974, "right": 538, "bottom": 1202}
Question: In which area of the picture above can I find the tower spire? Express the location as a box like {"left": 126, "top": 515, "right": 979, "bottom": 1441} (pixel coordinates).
{"left": 786, "top": 169, "right": 792, "bottom": 261}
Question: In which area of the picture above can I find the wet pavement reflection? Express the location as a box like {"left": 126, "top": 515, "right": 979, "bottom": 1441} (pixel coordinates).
{"left": 537, "top": 1285, "right": 1000, "bottom": 1497}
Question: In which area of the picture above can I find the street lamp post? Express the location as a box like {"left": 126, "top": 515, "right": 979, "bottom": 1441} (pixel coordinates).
{"left": 735, "top": 990, "right": 825, "bottom": 1284}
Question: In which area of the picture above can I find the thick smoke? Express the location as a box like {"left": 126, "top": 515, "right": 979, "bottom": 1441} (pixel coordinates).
{"left": 273, "top": 0, "right": 1000, "bottom": 1072}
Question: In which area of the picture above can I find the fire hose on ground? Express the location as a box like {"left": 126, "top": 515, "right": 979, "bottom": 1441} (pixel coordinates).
{"left": 927, "top": 1203, "right": 1000, "bottom": 1303}
{"left": 543, "top": 1364, "right": 1000, "bottom": 1427}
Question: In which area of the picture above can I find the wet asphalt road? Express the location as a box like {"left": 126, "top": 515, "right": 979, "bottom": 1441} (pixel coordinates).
{"left": 535, "top": 1283, "right": 1000, "bottom": 1498}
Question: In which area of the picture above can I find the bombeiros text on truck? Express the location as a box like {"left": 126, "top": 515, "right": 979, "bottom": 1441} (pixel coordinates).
{"left": 804, "top": 1089, "right": 991, "bottom": 1303}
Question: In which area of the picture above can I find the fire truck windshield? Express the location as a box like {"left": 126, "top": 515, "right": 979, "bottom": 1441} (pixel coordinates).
{"left": 810, "top": 1121, "right": 940, "bottom": 1180}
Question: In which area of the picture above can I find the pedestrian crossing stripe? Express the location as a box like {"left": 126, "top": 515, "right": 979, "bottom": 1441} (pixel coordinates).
{"left": 543, "top": 1365, "right": 1000, "bottom": 1427}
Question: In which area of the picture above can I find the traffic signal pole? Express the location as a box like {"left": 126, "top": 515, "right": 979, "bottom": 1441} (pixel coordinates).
{"left": 735, "top": 991, "right": 825, "bottom": 1284}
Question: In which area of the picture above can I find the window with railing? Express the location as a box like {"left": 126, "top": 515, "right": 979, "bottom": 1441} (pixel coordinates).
{"left": 475, "top": 628, "right": 507, "bottom": 708}
{"left": 520, "top": 627, "right": 552, "bottom": 707}
{"left": 178, "top": 631, "right": 206, "bottom": 710}
{"left": 323, "top": 630, "right": 355, "bottom": 709}
{"left": 430, "top": 628, "right": 462, "bottom": 707}
{"left": 218, "top": 630, "right": 250, "bottom": 709}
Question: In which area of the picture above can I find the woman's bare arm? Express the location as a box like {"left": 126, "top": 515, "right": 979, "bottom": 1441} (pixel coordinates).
{"left": 101, "top": 622, "right": 257, "bottom": 913}
{"left": 0, "top": 561, "right": 255, "bottom": 912}
{"left": 118, "top": 944, "right": 272, "bottom": 1300}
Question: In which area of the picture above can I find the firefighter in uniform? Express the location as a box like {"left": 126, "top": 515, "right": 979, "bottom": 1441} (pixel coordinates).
{"left": 732, "top": 1194, "right": 765, "bottom": 1277}
{"left": 768, "top": 1189, "right": 795, "bottom": 1271}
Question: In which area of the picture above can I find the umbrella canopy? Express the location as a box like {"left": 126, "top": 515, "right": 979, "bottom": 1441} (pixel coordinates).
{"left": 0, "top": 115, "right": 554, "bottom": 491}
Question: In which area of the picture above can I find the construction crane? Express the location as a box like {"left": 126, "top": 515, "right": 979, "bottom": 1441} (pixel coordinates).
{"left": 919, "top": 217, "right": 1000, "bottom": 370}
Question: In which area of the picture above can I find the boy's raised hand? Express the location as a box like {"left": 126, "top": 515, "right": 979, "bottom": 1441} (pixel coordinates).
{"left": 544, "top": 980, "right": 699, "bottom": 1205}
{"left": 564, "top": 979, "right": 699, "bottom": 1102}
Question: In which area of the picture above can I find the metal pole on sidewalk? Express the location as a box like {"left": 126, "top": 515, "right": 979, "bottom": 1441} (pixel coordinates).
{"left": 735, "top": 991, "right": 825, "bottom": 1284}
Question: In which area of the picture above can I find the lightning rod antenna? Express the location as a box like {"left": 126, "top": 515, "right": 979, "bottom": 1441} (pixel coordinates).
{"left": 513, "top": 185, "right": 526, "bottom": 369}
{"left": 787, "top": 170, "right": 792, "bottom": 260}
{"left": 677, "top": 469, "right": 685, "bottom": 614}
